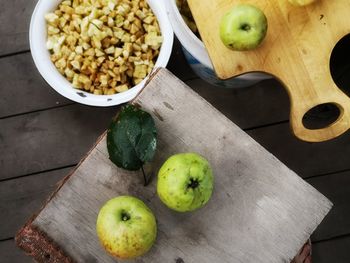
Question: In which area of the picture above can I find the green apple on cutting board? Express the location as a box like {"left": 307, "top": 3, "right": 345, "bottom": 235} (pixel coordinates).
{"left": 157, "top": 153, "right": 214, "bottom": 212}
{"left": 96, "top": 196, "right": 157, "bottom": 259}
{"left": 219, "top": 4, "right": 268, "bottom": 51}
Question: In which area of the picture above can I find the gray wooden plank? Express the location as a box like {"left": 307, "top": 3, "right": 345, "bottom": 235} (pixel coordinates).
{"left": 0, "top": 0, "right": 37, "bottom": 56}
{"left": 312, "top": 236, "right": 350, "bottom": 263}
{"left": 0, "top": 167, "right": 72, "bottom": 240}
{"left": 0, "top": 104, "right": 117, "bottom": 180}
{"left": 0, "top": 239, "right": 32, "bottom": 263}
{"left": 307, "top": 171, "right": 350, "bottom": 242}
{"left": 0, "top": 50, "right": 289, "bottom": 125}
{"left": 31, "top": 68, "right": 331, "bottom": 263}
{"left": 188, "top": 77, "right": 289, "bottom": 129}
{"left": 247, "top": 122, "right": 350, "bottom": 177}
{"left": 0, "top": 52, "right": 72, "bottom": 118}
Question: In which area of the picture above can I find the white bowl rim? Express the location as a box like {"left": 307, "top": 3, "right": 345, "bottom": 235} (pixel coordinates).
{"left": 30, "top": 0, "right": 174, "bottom": 107}
{"left": 164, "top": 0, "right": 212, "bottom": 69}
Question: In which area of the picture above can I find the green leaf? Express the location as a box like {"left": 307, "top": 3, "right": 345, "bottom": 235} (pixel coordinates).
{"left": 107, "top": 104, "right": 157, "bottom": 171}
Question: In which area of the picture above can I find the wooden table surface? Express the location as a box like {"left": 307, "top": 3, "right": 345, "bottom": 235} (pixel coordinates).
{"left": 1, "top": 1, "right": 350, "bottom": 262}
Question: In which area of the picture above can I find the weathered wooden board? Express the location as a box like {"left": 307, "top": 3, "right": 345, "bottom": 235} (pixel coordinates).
{"left": 19, "top": 68, "right": 332, "bottom": 263}
{"left": 3, "top": 166, "right": 348, "bottom": 244}
{"left": 0, "top": 239, "right": 31, "bottom": 263}
{"left": 307, "top": 170, "right": 350, "bottom": 241}
{"left": 0, "top": 104, "right": 116, "bottom": 180}
{"left": 0, "top": 0, "right": 37, "bottom": 56}
{"left": 188, "top": 77, "right": 290, "bottom": 129}
{"left": 2, "top": 96, "right": 350, "bottom": 183}
{"left": 166, "top": 38, "right": 197, "bottom": 81}
{"left": 0, "top": 52, "right": 72, "bottom": 118}
{"left": 0, "top": 40, "right": 195, "bottom": 119}
{"left": 0, "top": 167, "right": 72, "bottom": 240}
{"left": 247, "top": 122, "right": 350, "bottom": 177}
{"left": 312, "top": 236, "right": 350, "bottom": 263}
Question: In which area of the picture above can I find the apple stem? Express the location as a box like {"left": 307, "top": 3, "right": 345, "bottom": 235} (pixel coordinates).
{"left": 141, "top": 165, "right": 148, "bottom": 186}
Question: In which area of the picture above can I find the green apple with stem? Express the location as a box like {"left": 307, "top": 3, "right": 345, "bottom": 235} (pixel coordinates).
{"left": 220, "top": 4, "right": 268, "bottom": 51}
{"left": 96, "top": 196, "right": 157, "bottom": 259}
{"left": 288, "top": 0, "right": 316, "bottom": 6}
{"left": 157, "top": 153, "right": 214, "bottom": 212}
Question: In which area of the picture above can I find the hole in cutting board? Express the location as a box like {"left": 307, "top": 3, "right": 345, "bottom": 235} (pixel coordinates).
{"left": 330, "top": 34, "right": 350, "bottom": 97}
{"left": 303, "top": 103, "right": 340, "bottom": 130}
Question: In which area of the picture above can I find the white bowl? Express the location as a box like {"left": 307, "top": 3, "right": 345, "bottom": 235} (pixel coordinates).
{"left": 30, "top": 0, "right": 174, "bottom": 106}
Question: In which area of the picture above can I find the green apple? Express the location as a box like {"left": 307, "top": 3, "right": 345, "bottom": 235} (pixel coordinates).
{"left": 219, "top": 4, "right": 268, "bottom": 51}
{"left": 157, "top": 153, "right": 214, "bottom": 212}
{"left": 288, "top": 0, "right": 316, "bottom": 6}
{"left": 96, "top": 196, "right": 157, "bottom": 259}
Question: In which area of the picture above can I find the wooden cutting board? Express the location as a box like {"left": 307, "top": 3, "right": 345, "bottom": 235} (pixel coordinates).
{"left": 16, "top": 68, "right": 332, "bottom": 263}
{"left": 186, "top": 0, "right": 350, "bottom": 142}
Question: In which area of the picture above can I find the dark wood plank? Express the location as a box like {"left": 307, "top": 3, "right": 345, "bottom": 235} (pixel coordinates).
{"left": 0, "top": 50, "right": 290, "bottom": 126}
{"left": 0, "top": 0, "right": 37, "bottom": 56}
{"left": 0, "top": 239, "right": 31, "bottom": 263}
{"left": 188, "top": 77, "right": 290, "bottom": 129}
{"left": 307, "top": 171, "right": 350, "bottom": 242}
{"left": 247, "top": 122, "right": 350, "bottom": 177}
{"left": 0, "top": 38, "right": 195, "bottom": 118}
{"left": 0, "top": 167, "right": 72, "bottom": 240}
{"left": 312, "top": 236, "right": 350, "bottom": 263}
{"left": 0, "top": 52, "right": 72, "bottom": 118}
{"left": 0, "top": 104, "right": 117, "bottom": 180}
{"left": 166, "top": 38, "right": 197, "bottom": 81}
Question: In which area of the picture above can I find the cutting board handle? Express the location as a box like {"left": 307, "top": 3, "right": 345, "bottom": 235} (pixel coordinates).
{"left": 290, "top": 88, "right": 350, "bottom": 142}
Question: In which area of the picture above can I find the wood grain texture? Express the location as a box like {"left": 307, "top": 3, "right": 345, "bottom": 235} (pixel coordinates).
{"left": 312, "top": 236, "right": 350, "bottom": 263}
{"left": 0, "top": 52, "right": 72, "bottom": 118}
{"left": 0, "top": 104, "right": 116, "bottom": 180}
{"left": 0, "top": 167, "right": 71, "bottom": 240}
{"left": 0, "top": 164, "right": 346, "bottom": 247}
{"left": 0, "top": 0, "right": 37, "bottom": 55}
{"left": 187, "top": 0, "right": 350, "bottom": 142}
{"left": 1, "top": 83, "right": 349, "bottom": 183}
{"left": 188, "top": 77, "right": 290, "bottom": 129}
{"left": 307, "top": 170, "right": 350, "bottom": 242}
{"left": 0, "top": 39, "right": 194, "bottom": 119}
{"left": 0, "top": 239, "right": 32, "bottom": 263}
{"left": 31, "top": 68, "right": 331, "bottom": 263}
{"left": 166, "top": 38, "right": 197, "bottom": 81}
{"left": 247, "top": 122, "right": 350, "bottom": 177}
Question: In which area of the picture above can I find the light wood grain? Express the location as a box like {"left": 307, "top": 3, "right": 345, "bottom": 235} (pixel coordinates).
{"left": 186, "top": 0, "right": 350, "bottom": 142}
{"left": 31, "top": 68, "right": 331, "bottom": 263}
